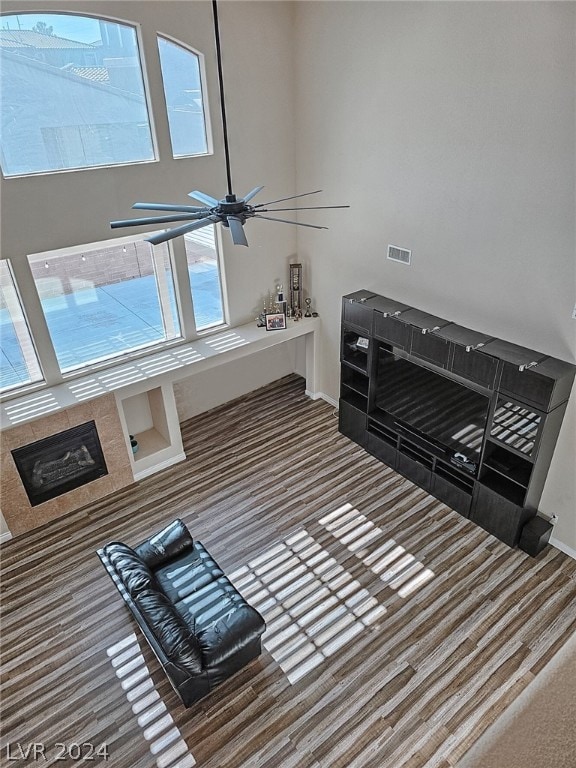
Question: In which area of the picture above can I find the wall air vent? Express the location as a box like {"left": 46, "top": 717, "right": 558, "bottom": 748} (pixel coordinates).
{"left": 387, "top": 245, "right": 411, "bottom": 265}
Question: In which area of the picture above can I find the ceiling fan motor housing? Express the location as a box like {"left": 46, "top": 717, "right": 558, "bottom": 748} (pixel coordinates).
{"left": 219, "top": 195, "right": 252, "bottom": 225}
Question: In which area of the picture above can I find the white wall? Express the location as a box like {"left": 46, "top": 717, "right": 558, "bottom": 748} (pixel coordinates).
{"left": 174, "top": 338, "right": 306, "bottom": 420}
{"left": 294, "top": 1, "right": 576, "bottom": 550}
{"left": 0, "top": 0, "right": 297, "bottom": 329}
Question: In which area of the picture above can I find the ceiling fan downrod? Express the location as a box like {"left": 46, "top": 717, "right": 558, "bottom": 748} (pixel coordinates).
{"left": 212, "top": 0, "right": 234, "bottom": 199}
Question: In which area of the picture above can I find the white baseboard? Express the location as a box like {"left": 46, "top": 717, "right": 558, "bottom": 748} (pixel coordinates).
{"left": 550, "top": 536, "right": 576, "bottom": 561}
{"left": 305, "top": 390, "right": 338, "bottom": 409}
{"left": 0, "top": 531, "right": 13, "bottom": 544}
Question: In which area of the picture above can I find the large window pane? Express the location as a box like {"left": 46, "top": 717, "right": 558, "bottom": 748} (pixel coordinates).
{"left": 27, "top": 240, "right": 180, "bottom": 372}
{"left": 0, "top": 261, "right": 44, "bottom": 393}
{"left": 0, "top": 13, "right": 155, "bottom": 176}
{"left": 157, "top": 36, "right": 208, "bottom": 158}
{"left": 184, "top": 228, "right": 225, "bottom": 330}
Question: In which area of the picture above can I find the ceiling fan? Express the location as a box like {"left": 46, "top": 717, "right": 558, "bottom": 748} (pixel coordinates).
{"left": 110, "top": 0, "right": 348, "bottom": 247}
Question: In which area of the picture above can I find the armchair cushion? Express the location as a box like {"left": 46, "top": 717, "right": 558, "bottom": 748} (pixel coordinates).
{"left": 135, "top": 519, "right": 194, "bottom": 568}
{"left": 198, "top": 604, "right": 267, "bottom": 670}
{"left": 154, "top": 541, "right": 224, "bottom": 603}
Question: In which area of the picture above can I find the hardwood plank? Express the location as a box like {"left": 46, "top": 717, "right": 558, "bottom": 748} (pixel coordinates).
{"left": 1, "top": 374, "right": 574, "bottom": 768}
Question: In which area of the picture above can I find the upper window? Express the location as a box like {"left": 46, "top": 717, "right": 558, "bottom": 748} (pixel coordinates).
{"left": 0, "top": 13, "right": 155, "bottom": 176}
{"left": 157, "top": 36, "right": 208, "bottom": 158}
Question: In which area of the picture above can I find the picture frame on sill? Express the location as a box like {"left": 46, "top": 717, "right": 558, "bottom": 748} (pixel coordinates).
{"left": 265, "top": 312, "right": 287, "bottom": 331}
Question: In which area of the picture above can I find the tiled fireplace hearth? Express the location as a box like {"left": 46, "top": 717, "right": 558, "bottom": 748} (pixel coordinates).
{"left": 1, "top": 394, "right": 134, "bottom": 536}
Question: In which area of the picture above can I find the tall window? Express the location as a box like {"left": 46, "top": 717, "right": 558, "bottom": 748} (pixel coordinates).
{"left": 27, "top": 240, "right": 180, "bottom": 373}
{"left": 184, "top": 227, "right": 225, "bottom": 330}
{"left": 0, "top": 13, "right": 155, "bottom": 176}
{"left": 0, "top": 261, "right": 44, "bottom": 393}
{"left": 157, "top": 36, "right": 208, "bottom": 158}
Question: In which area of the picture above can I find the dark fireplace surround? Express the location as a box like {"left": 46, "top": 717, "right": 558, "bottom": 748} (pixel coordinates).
{"left": 11, "top": 420, "right": 108, "bottom": 507}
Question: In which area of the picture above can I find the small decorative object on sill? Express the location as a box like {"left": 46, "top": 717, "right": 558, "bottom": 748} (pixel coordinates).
{"left": 265, "top": 312, "right": 287, "bottom": 331}
{"left": 304, "top": 297, "right": 312, "bottom": 317}
{"left": 276, "top": 283, "right": 287, "bottom": 317}
{"left": 289, "top": 263, "right": 303, "bottom": 317}
{"left": 129, "top": 435, "right": 139, "bottom": 455}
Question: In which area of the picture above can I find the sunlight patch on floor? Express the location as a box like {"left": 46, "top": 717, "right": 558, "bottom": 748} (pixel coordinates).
{"left": 229, "top": 529, "right": 386, "bottom": 684}
{"left": 106, "top": 633, "right": 195, "bottom": 768}
{"left": 319, "top": 503, "right": 434, "bottom": 598}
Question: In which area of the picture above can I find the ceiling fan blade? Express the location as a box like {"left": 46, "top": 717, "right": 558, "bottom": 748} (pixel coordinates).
{"left": 188, "top": 190, "right": 219, "bottom": 207}
{"left": 241, "top": 185, "right": 264, "bottom": 203}
{"left": 252, "top": 190, "right": 323, "bottom": 208}
{"left": 111, "top": 213, "right": 207, "bottom": 229}
{"left": 227, "top": 216, "right": 249, "bottom": 246}
{"left": 258, "top": 205, "right": 350, "bottom": 212}
{"left": 253, "top": 214, "right": 328, "bottom": 230}
{"left": 146, "top": 217, "right": 216, "bottom": 246}
{"left": 132, "top": 202, "right": 207, "bottom": 213}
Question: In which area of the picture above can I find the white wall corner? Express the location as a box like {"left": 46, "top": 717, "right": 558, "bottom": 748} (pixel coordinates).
{"left": 306, "top": 390, "right": 338, "bottom": 409}
{"left": 550, "top": 536, "right": 576, "bottom": 562}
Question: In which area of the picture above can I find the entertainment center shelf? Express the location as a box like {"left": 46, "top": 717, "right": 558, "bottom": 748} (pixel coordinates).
{"left": 339, "top": 290, "right": 575, "bottom": 550}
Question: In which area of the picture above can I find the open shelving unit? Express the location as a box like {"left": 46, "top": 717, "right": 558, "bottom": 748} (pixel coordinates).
{"left": 338, "top": 290, "right": 576, "bottom": 550}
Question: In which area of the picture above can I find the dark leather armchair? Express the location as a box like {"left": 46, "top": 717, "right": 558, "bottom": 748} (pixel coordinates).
{"left": 97, "top": 519, "right": 265, "bottom": 707}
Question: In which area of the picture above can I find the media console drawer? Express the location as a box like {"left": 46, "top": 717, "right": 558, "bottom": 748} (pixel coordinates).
{"left": 431, "top": 475, "right": 472, "bottom": 518}
{"left": 367, "top": 431, "right": 397, "bottom": 468}
{"left": 470, "top": 484, "right": 533, "bottom": 548}
{"left": 338, "top": 400, "right": 367, "bottom": 448}
{"left": 373, "top": 313, "right": 410, "bottom": 349}
{"left": 451, "top": 345, "right": 498, "bottom": 389}
{"left": 397, "top": 452, "right": 433, "bottom": 491}
{"left": 410, "top": 331, "right": 450, "bottom": 368}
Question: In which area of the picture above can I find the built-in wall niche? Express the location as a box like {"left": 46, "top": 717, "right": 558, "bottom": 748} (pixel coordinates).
{"left": 117, "top": 384, "right": 185, "bottom": 480}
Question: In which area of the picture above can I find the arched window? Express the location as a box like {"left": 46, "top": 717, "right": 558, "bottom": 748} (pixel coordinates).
{"left": 157, "top": 35, "right": 209, "bottom": 158}
{"left": 0, "top": 12, "right": 155, "bottom": 176}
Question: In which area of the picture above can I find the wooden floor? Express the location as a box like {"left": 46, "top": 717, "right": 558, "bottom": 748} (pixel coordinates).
{"left": 2, "top": 374, "right": 575, "bottom": 768}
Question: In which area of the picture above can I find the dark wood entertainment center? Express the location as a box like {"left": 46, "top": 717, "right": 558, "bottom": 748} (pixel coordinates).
{"left": 339, "top": 290, "right": 575, "bottom": 550}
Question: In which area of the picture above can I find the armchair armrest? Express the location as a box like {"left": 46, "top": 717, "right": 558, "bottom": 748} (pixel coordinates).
{"left": 198, "top": 605, "right": 266, "bottom": 669}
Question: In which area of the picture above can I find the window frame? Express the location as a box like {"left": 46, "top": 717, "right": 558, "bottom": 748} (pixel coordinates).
{"left": 156, "top": 32, "right": 213, "bottom": 160}
{"left": 1, "top": 230, "right": 229, "bottom": 399}
{"left": 0, "top": 10, "right": 160, "bottom": 179}
{"left": 0, "top": 259, "right": 45, "bottom": 394}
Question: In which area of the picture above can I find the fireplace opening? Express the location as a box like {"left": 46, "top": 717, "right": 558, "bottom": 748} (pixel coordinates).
{"left": 11, "top": 421, "right": 108, "bottom": 506}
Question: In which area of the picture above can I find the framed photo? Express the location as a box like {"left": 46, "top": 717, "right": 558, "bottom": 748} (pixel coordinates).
{"left": 265, "top": 312, "right": 287, "bottom": 331}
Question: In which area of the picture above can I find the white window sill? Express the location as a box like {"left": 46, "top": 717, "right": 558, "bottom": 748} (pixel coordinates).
{"left": 0, "top": 317, "right": 319, "bottom": 430}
